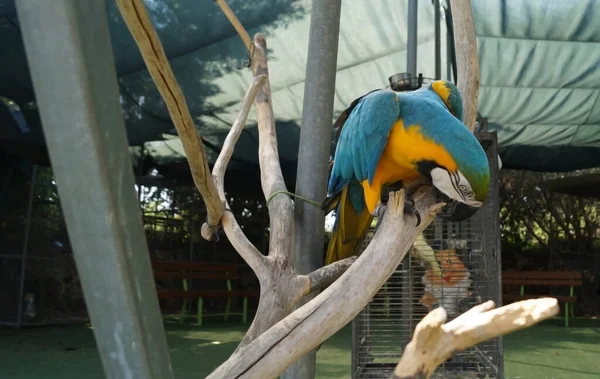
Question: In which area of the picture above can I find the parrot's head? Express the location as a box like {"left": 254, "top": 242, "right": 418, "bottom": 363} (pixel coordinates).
{"left": 429, "top": 80, "right": 464, "bottom": 122}
{"left": 430, "top": 161, "right": 490, "bottom": 222}
{"left": 414, "top": 80, "right": 489, "bottom": 222}
{"left": 418, "top": 128, "right": 490, "bottom": 222}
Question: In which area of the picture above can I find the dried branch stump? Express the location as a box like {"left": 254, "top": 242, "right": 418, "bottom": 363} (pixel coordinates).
{"left": 208, "top": 188, "right": 445, "bottom": 379}
{"left": 391, "top": 298, "right": 559, "bottom": 379}
{"left": 307, "top": 256, "right": 357, "bottom": 293}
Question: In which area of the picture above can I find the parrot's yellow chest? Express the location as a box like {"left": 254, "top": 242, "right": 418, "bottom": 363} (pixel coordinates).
{"left": 361, "top": 119, "right": 457, "bottom": 213}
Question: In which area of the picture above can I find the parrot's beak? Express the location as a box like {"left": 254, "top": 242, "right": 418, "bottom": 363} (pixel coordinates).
{"left": 448, "top": 201, "right": 480, "bottom": 222}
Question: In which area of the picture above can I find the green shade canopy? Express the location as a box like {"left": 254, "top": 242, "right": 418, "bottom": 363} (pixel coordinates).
{"left": 1, "top": 0, "right": 599, "bottom": 175}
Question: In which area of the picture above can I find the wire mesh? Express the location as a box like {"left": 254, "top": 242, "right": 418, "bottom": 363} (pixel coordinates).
{"left": 352, "top": 133, "right": 502, "bottom": 379}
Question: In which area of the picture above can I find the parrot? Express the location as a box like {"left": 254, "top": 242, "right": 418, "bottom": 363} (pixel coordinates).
{"left": 412, "top": 232, "right": 442, "bottom": 277}
{"left": 322, "top": 80, "right": 490, "bottom": 265}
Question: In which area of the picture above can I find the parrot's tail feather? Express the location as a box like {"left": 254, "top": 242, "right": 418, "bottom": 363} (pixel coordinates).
{"left": 325, "top": 187, "right": 373, "bottom": 265}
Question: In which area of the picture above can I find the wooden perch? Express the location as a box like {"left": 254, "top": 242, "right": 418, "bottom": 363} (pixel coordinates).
{"left": 391, "top": 298, "right": 559, "bottom": 379}
{"left": 116, "top": 0, "right": 224, "bottom": 238}
{"left": 208, "top": 188, "right": 445, "bottom": 379}
{"left": 449, "top": 0, "right": 480, "bottom": 131}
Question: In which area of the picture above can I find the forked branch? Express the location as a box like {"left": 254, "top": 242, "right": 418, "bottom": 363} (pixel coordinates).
{"left": 211, "top": 74, "right": 267, "bottom": 196}
{"left": 391, "top": 298, "right": 559, "bottom": 378}
{"left": 208, "top": 188, "right": 445, "bottom": 378}
{"left": 207, "top": 74, "right": 269, "bottom": 276}
{"left": 215, "top": 0, "right": 295, "bottom": 264}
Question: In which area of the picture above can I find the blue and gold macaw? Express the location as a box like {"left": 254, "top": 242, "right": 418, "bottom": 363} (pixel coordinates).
{"left": 322, "top": 80, "right": 490, "bottom": 264}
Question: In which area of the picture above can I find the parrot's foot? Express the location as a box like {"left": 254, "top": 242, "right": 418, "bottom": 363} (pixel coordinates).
{"left": 372, "top": 204, "right": 387, "bottom": 234}
{"left": 404, "top": 196, "right": 421, "bottom": 226}
{"left": 375, "top": 204, "right": 387, "bottom": 220}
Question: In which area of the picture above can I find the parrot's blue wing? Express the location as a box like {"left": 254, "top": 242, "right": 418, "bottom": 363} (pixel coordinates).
{"left": 327, "top": 89, "right": 400, "bottom": 197}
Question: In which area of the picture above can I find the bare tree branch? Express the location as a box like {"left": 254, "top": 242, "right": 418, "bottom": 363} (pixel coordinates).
{"left": 117, "top": 0, "right": 271, "bottom": 276}
{"left": 119, "top": 1, "right": 305, "bottom": 349}
{"left": 218, "top": 33, "right": 306, "bottom": 352}
{"left": 211, "top": 74, "right": 268, "bottom": 199}
{"left": 391, "top": 298, "right": 559, "bottom": 379}
{"left": 214, "top": 1, "right": 296, "bottom": 265}
{"left": 303, "top": 256, "right": 357, "bottom": 294}
{"left": 116, "top": 0, "right": 224, "bottom": 237}
{"left": 208, "top": 188, "right": 445, "bottom": 378}
{"left": 449, "top": 0, "right": 480, "bottom": 131}
{"left": 221, "top": 211, "right": 268, "bottom": 277}
{"left": 250, "top": 34, "right": 295, "bottom": 264}
{"left": 214, "top": 0, "right": 252, "bottom": 49}
{"left": 203, "top": 74, "right": 270, "bottom": 275}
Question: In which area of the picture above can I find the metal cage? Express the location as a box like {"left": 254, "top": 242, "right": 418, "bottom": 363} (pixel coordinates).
{"left": 352, "top": 132, "right": 502, "bottom": 379}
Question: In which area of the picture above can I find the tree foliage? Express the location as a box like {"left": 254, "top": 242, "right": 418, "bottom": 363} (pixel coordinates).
{"left": 500, "top": 169, "right": 599, "bottom": 268}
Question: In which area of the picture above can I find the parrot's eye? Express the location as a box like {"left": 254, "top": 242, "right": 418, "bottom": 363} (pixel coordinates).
{"left": 458, "top": 184, "right": 475, "bottom": 202}
{"left": 430, "top": 168, "right": 481, "bottom": 208}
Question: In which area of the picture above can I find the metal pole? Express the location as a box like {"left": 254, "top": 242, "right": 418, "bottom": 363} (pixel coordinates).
{"left": 284, "top": 1, "right": 342, "bottom": 378}
{"left": 434, "top": 0, "right": 442, "bottom": 79}
{"left": 407, "top": 0, "right": 418, "bottom": 77}
{"left": 16, "top": 164, "right": 36, "bottom": 327}
{"left": 16, "top": 2, "right": 175, "bottom": 379}
{"left": 447, "top": 31, "right": 453, "bottom": 81}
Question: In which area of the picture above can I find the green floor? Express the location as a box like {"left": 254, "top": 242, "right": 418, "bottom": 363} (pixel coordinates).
{"left": 1, "top": 318, "right": 599, "bottom": 378}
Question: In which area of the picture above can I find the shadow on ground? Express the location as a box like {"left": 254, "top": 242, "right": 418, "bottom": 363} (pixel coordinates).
{"left": 502, "top": 317, "right": 600, "bottom": 379}
{"left": 1, "top": 316, "right": 599, "bottom": 378}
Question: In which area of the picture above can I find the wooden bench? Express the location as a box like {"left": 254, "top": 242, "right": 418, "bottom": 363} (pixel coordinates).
{"left": 502, "top": 271, "right": 582, "bottom": 327}
{"left": 151, "top": 260, "right": 259, "bottom": 326}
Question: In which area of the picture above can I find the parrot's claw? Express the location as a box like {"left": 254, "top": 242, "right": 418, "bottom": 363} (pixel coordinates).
{"left": 375, "top": 204, "right": 387, "bottom": 220}
{"left": 404, "top": 197, "right": 421, "bottom": 226}
{"left": 372, "top": 204, "right": 388, "bottom": 233}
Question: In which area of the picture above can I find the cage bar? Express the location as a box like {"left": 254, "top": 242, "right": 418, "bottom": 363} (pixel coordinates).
{"left": 351, "top": 131, "right": 503, "bottom": 379}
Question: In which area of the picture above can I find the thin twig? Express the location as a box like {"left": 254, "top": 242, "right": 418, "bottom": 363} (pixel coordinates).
{"left": 116, "top": 0, "right": 224, "bottom": 238}
{"left": 201, "top": 74, "right": 269, "bottom": 274}
{"left": 211, "top": 74, "right": 268, "bottom": 199}
{"left": 214, "top": 0, "right": 252, "bottom": 50}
